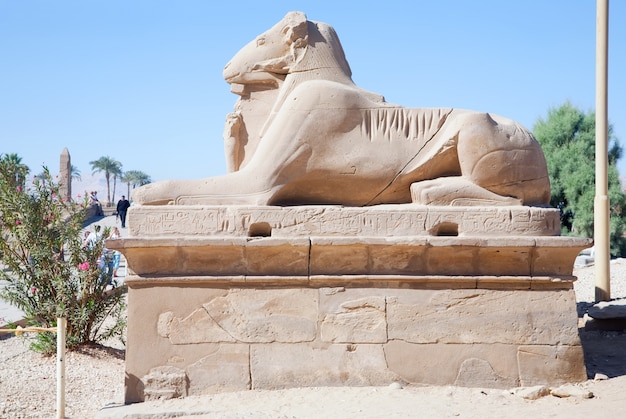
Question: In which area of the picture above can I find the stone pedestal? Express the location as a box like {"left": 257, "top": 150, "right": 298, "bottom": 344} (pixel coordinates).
{"left": 109, "top": 205, "right": 591, "bottom": 403}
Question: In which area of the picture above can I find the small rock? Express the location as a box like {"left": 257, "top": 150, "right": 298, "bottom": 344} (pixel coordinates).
{"left": 594, "top": 373, "right": 609, "bottom": 381}
{"left": 510, "top": 385, "right": 550, "bottom": 400}
{"left": 388, "top": 381, "right": 404, "bottom": 390}
{"left": 587, "top": 299, "right": 626, "bottom": 320}
{"left": 550, "top": 384, "right": 594, "bottom": 399}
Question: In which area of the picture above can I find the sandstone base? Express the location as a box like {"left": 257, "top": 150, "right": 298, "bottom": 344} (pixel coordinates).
{"left": 110, "top": 206, "right": 590, "bottom": 403}
{"left": 123, "top": 283, "right": 586, "bottom": 402}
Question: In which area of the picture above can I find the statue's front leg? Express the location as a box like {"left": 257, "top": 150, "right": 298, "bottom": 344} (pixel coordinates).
{"left": 132, "top": 111, "right": 313, "bottom": 206}
{"left": 223, "top": 112, "right": 244, "bottom": 172}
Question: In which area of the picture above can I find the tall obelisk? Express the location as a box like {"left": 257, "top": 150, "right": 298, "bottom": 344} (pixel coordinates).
{"left": 59, "top": 148, "right": 71, "bottom": 200}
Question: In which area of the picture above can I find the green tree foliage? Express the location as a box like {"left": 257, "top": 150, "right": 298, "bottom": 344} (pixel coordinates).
{"left": 71, "top": 164, "right": 82, "bottom": 182}
{"left": 0, "top": 153, "right": 29, "bottom": 188}
{"left": 110, "top": 160, "right": 123, "bottom": 205}
{"left": 89, "top": 156, "right": 122, "bottom": 206}
{"left": 533, "top": 101, "right": 626, "bottom": 256}
{"left": 0, "top": 158, "right": 126, "bottom": 353}
{"left": 121, "top": 170, "right": 152, "bottom": 200}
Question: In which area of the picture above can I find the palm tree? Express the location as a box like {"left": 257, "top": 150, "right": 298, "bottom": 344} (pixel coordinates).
{"left": 121, "top": 170, "right": 152, "bottom": 200}
{"left": 0, "top": 153, "right": 30, "bottom": 188}
{"left": 71, "top": 165, "right": 82, "bottom": 182}
{"left": 110, "top": 161, "right": 123, "bottom": 205}
{"left": 89, "top": 156, "right": 121, "bottom": 206}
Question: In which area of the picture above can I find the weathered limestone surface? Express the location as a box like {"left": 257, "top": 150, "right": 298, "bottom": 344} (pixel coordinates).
{"left": 158, "top": 289, "right": 318, "bottom": 344}
{"left": 123, "top": 283, "right": 588, "bottom": 402}
{"left": 112, "top": 205, "right": 581, "bottom": 279}
{"left": 128, "top": 205, "right": 561, "bottom": 238}
{"left": 386, "top": 289, "right": 580, "bottom": 345}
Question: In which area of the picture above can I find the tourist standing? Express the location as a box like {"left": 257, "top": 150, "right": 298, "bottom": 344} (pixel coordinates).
{"left": 108, "top": 227, "right": 122, "bottom": 277}
{"left": 90, "top": 191, "right": 103, "bottom": 216}
{"left": 116, "top": 195, "right": 131, "bottom": 228}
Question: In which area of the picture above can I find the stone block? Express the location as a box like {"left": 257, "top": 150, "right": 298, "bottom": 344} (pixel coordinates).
{"left": 141, "top": 366, "right": 188, "bottom": 401}
{"left": 368, "top": 240, "right": 427, "bottom": 274}
{"left": 320, "top": 294, "right": 387, "bottom": 343}
{"left": 310, "top": 237, "right": 369, "bottom": 275}
{"left": 186, "top": 344, "right": 251, "bottom": 394}
{"left": 180, "top": 243, "right": 246, "bottom": 275}
{"left": 425, "top": 243, "right": 477, "bottom": 275}
{"left": 387, "top": 289, "right": 580, "bottom": 345}
{"left": 383, "top": 340, "right": 519, "bottom": 388}
{"left": 245, "top": 238, "right": 309, "bottom": 275}
{"left": 476, "top": 246, "right": 532, "bottom": 276}
{"left": 533, "top": 237, "right": 589, "bottom": 276}
{"left": 158, "top": 310, "right": 237, "bottom": 344}
{"left": 157, "top": 289, "right": 318, "bottom": 344}
{"left": 250, "top": 343, "right": 400, "bottom": 389}
{"left": 126, "top": 205, "right": 564, "bottom": 238}
{"left": 517, "top": 345, "right": 587, "bottom": 387}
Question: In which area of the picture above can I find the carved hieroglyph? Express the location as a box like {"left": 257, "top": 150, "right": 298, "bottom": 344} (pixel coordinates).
{"left": 132, "top": 11, "right": 550, "bottom": 207}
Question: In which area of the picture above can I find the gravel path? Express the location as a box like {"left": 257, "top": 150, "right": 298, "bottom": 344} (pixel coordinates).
{"left": 1, "top": 261, "right": 625, "bottom": 418}
{"left": 573, "top": 258, "right": 626, "bottom": 303}
{"left": 0, "top": 323, "right": 126, "bottom": 418}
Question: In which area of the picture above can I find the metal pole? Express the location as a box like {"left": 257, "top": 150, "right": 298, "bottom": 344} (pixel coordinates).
{"left": 595, "top": 0, "right": 610, "bottom": 302}
{"left": 56, "top": 317, "right": 66, "bottom": 419}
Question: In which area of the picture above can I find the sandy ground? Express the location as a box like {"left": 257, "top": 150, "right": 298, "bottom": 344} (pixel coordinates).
{"left": 97, "top": 376, "right": 626, "bottom": 418}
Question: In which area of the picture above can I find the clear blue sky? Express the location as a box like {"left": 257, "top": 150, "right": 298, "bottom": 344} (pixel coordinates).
{"left": 1, "top": 0, "right": 624, "bottom": 186}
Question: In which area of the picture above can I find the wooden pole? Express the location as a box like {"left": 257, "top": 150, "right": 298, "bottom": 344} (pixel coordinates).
{"left": 595, "top": 0, "right": 611, "bottom": 302}
{"left": 0, "top": 321, "right": 67, "bottom": 416}
{"left": 56, "top": 317, "right": 66, "bottom": 419}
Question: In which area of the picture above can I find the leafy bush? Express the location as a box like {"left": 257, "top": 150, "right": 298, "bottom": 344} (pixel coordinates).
{"left": 533, "top": 102, "right": 626, "bottom": 257}
{"left": 0, "top": 157, "right": 126, "bottom": 353}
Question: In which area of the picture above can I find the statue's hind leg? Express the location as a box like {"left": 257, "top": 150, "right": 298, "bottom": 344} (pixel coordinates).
{"left": 443, "top": 111, "right": 550, "bottom": 206}
{"left": 410, "top": 177, "right": 521, "bottom": 206}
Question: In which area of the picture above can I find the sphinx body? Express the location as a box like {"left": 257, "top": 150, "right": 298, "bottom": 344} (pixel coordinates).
{"left": 133, "top": 11, "right": 550, "bottom": 207}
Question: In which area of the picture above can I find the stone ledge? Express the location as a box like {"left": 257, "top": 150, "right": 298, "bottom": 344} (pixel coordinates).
{"left": 123, "top": 274, "right": 577, "bottom": 290}
{"left": 108, "top": 235, "right": 591, "bottom": 277}
{"left": 126, "top": 205, "right": 562, "bottom": 238}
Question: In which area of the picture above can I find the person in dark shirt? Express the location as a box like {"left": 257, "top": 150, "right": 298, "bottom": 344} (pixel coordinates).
{"left": 116, "top": 195, "right": 131, "bottom": 228}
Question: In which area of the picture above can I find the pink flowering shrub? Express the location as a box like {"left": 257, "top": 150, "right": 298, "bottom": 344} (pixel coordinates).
{"left": 0, "top": 158, "right": 126, "bottom": 353}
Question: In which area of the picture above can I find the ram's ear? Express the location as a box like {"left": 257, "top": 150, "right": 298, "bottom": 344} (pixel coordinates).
{"left": 253, "top": 12, "right": 308, "bottom": 74}
{"left": 281, "top": 12, "right": 308, "bottom": 62}
{"left": 281, "top": 12, "right": 308, "bottom": 46}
